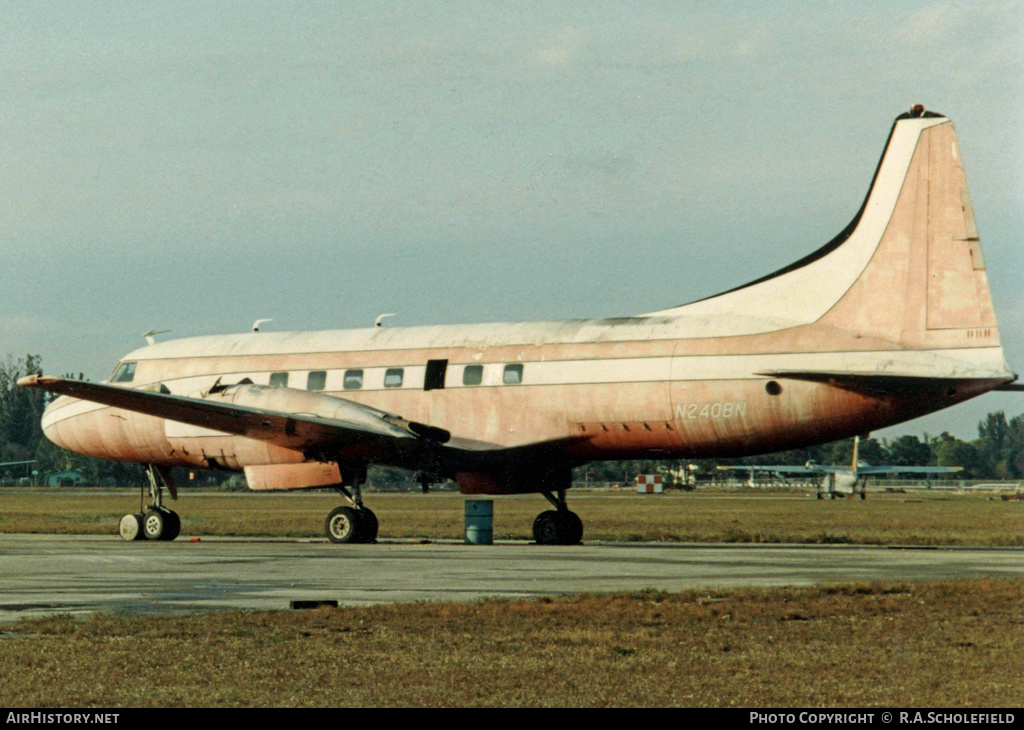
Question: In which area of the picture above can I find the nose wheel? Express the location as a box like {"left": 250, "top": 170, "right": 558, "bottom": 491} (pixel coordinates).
{"left": 118, "top": 507, "right": 181, "bottom": 541}
{"left": 119, "top": 513, "right": 145, "bottom": 541}
{"left": 142, "top": 508, "right": 181, "bottom": 541}
{"left": 119, "top": 465, "right": 181, "bottom": 542}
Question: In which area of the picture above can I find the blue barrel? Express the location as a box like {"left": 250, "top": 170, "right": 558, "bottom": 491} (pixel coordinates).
{"left": 464, "top": 499, "right": 494, "bottom": 545}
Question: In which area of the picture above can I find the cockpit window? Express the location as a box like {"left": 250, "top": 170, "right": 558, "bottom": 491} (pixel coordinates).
{"left": 111, "top": 362, "right": 136, "bottom": 383}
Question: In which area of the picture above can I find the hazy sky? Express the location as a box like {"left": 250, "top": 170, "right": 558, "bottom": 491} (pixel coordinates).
{"left": 2, "top": 1, "right": 1022, "bottom": 441}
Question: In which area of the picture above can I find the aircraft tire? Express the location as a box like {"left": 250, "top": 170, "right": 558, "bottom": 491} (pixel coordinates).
{"left": 558, "top": 511, "right": 584, "bottom": 545}
{"left": 160, "top": 510, "right": 181, "bottom": 541}
{"left": 533, "top": 510, "right": 583, "bottom": 545}
{"left": 533, "top": 510, "right": 560, "bottom": 544}
{"left": 142, "top": 509, "right": 166, "bottom": 541}
{"left": 325, "top": 506, "right": 361, "bottom": 544}
{"left": 358, "top": 508, "right": 378, "bottom": 543}
{"left": 119, "top": 513, "right": 145, "bottom": 542}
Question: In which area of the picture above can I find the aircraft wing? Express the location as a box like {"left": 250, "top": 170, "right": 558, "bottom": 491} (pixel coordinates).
{"left": 854, "top": 465, "right": 962, "bottom": 475}
{"left": 721, "top": 463, "right": 961, "bottom": 475}
{"left": 718, "top": 465, "right": 817, "bottom": 474}
{"left": 18, "top": 375, "right": 448, "bottom": 454}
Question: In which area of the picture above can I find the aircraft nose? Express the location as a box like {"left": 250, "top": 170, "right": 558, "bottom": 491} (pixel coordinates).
{"left": 40, "top": 395, "right": 74, "bottom": 450}
{"left": 20, "top": 376, "right": 154, "bottom": 463}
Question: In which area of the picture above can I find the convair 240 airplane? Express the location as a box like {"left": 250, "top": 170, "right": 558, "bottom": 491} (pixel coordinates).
{"left": 20, "top": 107, "right": 1019, "bottom": 544}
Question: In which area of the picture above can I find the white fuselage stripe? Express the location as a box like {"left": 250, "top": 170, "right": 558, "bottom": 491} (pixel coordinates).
{"left": 43, "top": 346, "right": 1008, "bottom": 429}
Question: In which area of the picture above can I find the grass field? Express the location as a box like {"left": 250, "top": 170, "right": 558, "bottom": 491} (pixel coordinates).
{"left": 1, "top": 581, "right": 1021, "bottom": 707}
{"left": 1, "top": 487, "right": 1021, "bottom": 546}
{"left": 1, "top": 488, "right": 1021, "bottom": 707}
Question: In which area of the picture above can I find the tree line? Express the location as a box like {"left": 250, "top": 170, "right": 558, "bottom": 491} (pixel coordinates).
{"left": 0, "top": 355, "right": 144, "bottom": 486}
{"left": 574, "top": 415, "right": 1024, "bottom": 487}
{"left": 2, "top": 354, "right": 1023, "bottom": 488}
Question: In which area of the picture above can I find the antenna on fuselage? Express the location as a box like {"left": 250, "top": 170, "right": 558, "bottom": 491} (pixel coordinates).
{"left": 143, "top": 329, "right": 171, "bottom": 346}
{"left": 252, "top": 319, "right": 273, "bottom": 332}
{"left": 375, "top": 313, "right": 396, "bottom": 327}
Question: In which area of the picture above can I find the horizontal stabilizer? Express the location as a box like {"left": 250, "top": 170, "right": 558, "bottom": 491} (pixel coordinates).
{"left": 757, "top": 370, "right": 1012, "bottom": 396}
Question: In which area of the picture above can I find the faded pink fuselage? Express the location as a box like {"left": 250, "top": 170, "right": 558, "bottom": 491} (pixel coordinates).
{"left": 31, "top": 113, "right": 1017, "bottom": 495}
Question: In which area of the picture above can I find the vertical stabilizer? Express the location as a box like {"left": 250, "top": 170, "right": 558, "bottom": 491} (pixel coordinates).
{"left": 818, "top": 115, "right": 1003, "bottom": 356}
{"left": 651, "top": 110, "right": 1010, "bottom": 382}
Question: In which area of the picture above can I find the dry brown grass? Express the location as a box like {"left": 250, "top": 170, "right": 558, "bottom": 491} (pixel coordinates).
{"left": 1, "top": 488, "right": 1021, "bottom": 546}
{"left": 1, "top": 580, "right": 1021, "bottom": 707}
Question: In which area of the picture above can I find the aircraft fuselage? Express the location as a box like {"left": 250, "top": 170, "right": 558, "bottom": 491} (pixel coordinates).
{"left": 26, "top": 111, "right": 1017, "bottom": 504}
{"left": 40, "top": 315, "right": 1006, "bottom": 489}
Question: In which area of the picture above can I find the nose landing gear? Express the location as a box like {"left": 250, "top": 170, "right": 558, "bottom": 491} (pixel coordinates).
{"left": 119, "top": 465, "right": 180, "bottom": 542}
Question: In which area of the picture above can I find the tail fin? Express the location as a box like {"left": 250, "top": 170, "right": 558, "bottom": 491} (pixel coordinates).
{"left": 817, "top": 111, "right": 1001, "bottom": 352}
{"left": 652, "top": 109, "right": 1007, "bottom": 365}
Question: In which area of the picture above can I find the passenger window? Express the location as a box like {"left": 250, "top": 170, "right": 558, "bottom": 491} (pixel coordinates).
{"left": 463, "top": 364, "right": 483, "bottom": 386}
{"left": 343, "top": 369, "right": 363, "bottom": 390}
{"left": 111, "top": 362, "right": 136, "bottom": 383}
{"left": 384, "top": 368, "right": 404, "bottom": 388}
{"left": 503, "top": 364, "right": 523, "bottom": 385}
{"left": 307, "top": 371, "right": 327, "bottom": 391}
{"left": 269, "top": 372, "right": 289, "bottom": 387}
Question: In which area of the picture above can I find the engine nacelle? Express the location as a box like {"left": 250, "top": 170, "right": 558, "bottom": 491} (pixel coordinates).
{"left": 244, "top": 462, "right": 342, "bottom": 491}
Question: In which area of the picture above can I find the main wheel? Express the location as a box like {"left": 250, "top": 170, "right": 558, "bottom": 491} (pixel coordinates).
{"left": 358, "top": 508, "right": 378, "bottom": 543}
{"left": 119, "top": 513, "right": 145, "bottom": 542}
{"left": 533, "top": 510, "right": 583, "bottom": 545}
{"left": 533, "top": 510, "right": 560, "bottom": 544}
{"left": 325, "top": 506, "right": 361, "bottom": 543}
{"left": 558, "top": 510, "right": 584, "bottom": 545}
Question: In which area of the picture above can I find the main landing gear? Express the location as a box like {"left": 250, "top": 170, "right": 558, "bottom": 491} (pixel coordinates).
{"left": 325, "top": 471, "right": 378, "bottom": 544}
{"left": 119, "top": 466, "right": 181, "bottom": 542}
{"left": 533, "top": 489, "right": 583, "bottom": 545}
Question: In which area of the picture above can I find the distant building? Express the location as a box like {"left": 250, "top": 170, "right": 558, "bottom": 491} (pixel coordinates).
{"left": 48, "top": 471, "right": 86, "bottom": 488}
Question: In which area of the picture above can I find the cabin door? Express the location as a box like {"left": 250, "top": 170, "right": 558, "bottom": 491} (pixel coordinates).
{"left": 424, "top": 359, "right": 448, "bottom": 391}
